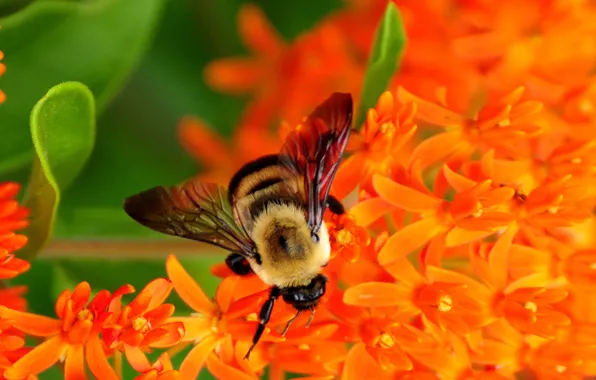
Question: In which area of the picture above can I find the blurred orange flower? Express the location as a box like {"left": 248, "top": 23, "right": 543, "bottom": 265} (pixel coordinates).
{"left": 0, "top": 50, "right": 5, "bottom": 103}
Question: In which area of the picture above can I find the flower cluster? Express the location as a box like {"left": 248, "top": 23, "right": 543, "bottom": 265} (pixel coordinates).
{"left": 0, "top": 49, "right": 5, "bottom": 104}
{"left": 3, "top": 0, "right": 596, "bottom": 379}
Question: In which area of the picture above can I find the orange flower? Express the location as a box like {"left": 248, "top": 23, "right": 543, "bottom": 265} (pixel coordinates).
{"left": 368, "top": 168, "right": 515, "bottom": 266}
{"left": 398, "top": 86, "right": 543, "bottom": 168}
{"left": 325, "top": 213, "right": 371, "bottom": 263}
{"left": 332, "top": 90, "right": 418, "bottom": 199}
{"left": 134, "top": 353, "right": 179, "bottom": 380}
{"left": 344, "top": 259, "right": 492, "bottom": 337}
{"left": 0, "top": 183, "right": 29, "bottom": 280}
{"left": 203, "top": 4, "right": 363, "bottom": 128}
{"left": 0, "top": 50, "right": 5, "bottom": 103}
{"left": 0, "top": 282, "right": 134, "bottom": 379}
{"left": 103, "top": 278, "right": 184, "bottom": 373}
{"left": 165, "top": 255, "right": 280, "bottom": 379}
{"left": 178, "top": 116, "right": 282, "bottom": 185}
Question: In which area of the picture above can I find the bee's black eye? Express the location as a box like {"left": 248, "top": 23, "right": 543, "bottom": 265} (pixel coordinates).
{"left": 311, "top": 232, "right": 319, "bottom": 243}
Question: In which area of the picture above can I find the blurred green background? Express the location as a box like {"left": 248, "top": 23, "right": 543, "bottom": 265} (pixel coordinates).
{"left": 0, "top": 0, "right": 345, "bottom": 378}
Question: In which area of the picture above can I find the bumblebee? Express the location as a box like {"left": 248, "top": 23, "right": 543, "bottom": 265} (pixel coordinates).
{"left": 123, "top": 92, "right": 353, "bottom": 358}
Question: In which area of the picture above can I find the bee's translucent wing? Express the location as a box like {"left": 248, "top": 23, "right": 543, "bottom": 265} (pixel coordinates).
{"left": 124, "top": 180, "right": 257, "bottom": 258}
{"left": 279, "top": 92, "right": 353, "bottom": 233}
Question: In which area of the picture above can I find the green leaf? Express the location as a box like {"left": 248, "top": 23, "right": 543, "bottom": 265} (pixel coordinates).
{"left": 19, "top": 81, "right": 96, "bottom": 260}
{"left": 355, "top": 2, "right": 407, "bottom": 128}
{"left": 0, "top": 0, "right": 165, "bottom": 175}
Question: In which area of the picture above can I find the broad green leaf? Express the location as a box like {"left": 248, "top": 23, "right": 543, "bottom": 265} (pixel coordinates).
{"left": 355, "top": 2, "right": 407, "bottom": 128}
{"left": 19, "top": 81, "right": 96, "bottom": 260}
{"left": 0, "top": 0, "right": 165, "bottom": 175}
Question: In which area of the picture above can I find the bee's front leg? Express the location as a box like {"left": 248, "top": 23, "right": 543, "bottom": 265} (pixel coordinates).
{"left": 244, "top": 286, "right": 280, "bottom": 360}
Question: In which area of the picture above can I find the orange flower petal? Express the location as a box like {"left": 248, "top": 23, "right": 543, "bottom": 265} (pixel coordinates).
{"left": 396, "top": 87, "right": 465, "bottom": 128}
{"left": 0, "top": 307, "right": 61, "bottom": 337}
{"left": 342, "top": 343, "right": 384, "bottom": 380}
{"left": 142, "top": 278, "right": 173, "bottom": 311}
{"left": 204, "top": 58, "right": 261, "bottom": 94}
{"left": 205, "top": 353, "right": 256, "bottom": 380}
{"left": 178, "top": 117, "right": 231, "bottom": 168}
{"left": 4, "top": 336, "right": 67, "bottom": 379}
{"left": 349, "top": 197, "right": 390, "bottom": 227}
{"left": 409, "top": 132, "right": 468, "bottom": 170}
{"left": 488, "top": 224, "right": 518, "bottom": 290}
{"left": 125, "top": 344, "right": 152, "bottom": 372}
{"left": 442, "top": 164, "right": 477, "bottom": 192}
{"left": 373, "top": 175, "right": 441, "bottom": 213}
{"left": 383, "top": 259, "right": 426, "bottom": 288}
{"left": 505, "top": 273, "right": 550, "bottom": 294}
{"left": 378, "top": 218, "right": 447, "bottom": 266}
{"left": 179, "top": 335, "right": 220, "bottom": 379}
{"left": 64, "top": 345, "right": 85, "bottom": 380}
{"left": 332, "top": 155, "right": 367, "bottom": 200}
{"left": 343, "top": 282, "right": 410, "bottom": 307}
{"left": 445, "top": 227, "right": 494, "bottom": 247}
{"left": 166, "top": 255, "right": 216, "bottom": 316}
{"left": 86, "top": 336, "right": 119, "bottom": 380}
{"left": 237, "top": 3, "right": 285, "bottom": 56}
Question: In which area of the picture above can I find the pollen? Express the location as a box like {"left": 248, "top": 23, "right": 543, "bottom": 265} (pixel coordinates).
{"left": 336, "top": 229, "right": 354, "bottom": 245}
{"left": 298, "top": 343, "right": 310, "bottom": 350}
{"left": 379, "top": 122, "right": 396, "bottom": 135}
{"left": 246, "top": 312, "right": 258, "bottom": 321}
{"left": 556, "top": 365, "right": 567, "bottom": 373}
{"left": 437, "top": 294, "right": 453, "bottom": 312}
{"left": 589, "top": 262, "right": 596, "bottom": 270}
{"left": 377, "top": 333, "right": 396, "bottom": 349}
{"left": 547, "top": 206, "right": 560, "bottom": 214}
{"left": 497, "top": 119, "right": 511, "bottom": 127}
{"left": 132, "top": 316, "right": 151, "bottom": 334}
{"left": 471, "top": 208, "right": 484, "bottom": 218}
{"left": 524, "top": 301, "right": 538, "bottom": 313}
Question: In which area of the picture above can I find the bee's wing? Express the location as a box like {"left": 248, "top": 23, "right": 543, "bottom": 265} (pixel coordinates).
{"left": 279, "top": 92, "right": 353, "bottom": 233}
{"left": 123, "top": 180, "right": 257, "bottom": 258}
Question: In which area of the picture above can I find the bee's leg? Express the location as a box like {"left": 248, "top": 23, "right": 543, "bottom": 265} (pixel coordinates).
{"left": 225, "top": 253, "right": 253, "bottom": 276}
{"left": 326, "top": 195, "right": 345, "bottom": 215}
{"left": 244, "top": 286, "right": 280, "bottom": 360}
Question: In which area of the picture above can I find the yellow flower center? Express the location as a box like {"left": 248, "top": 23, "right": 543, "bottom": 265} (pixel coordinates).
{"left": 77, "top": 309, "right": 93, "bottom": 321}
{"left": 336, "top": 228, "right": 354, "bottom": 245}
{"left": 377, "top": 332, "right": 396, "bottom": 349}
{"left": 132, "top": 316, "right": 151, "bottom": 334}
{"left": 437, "top": 294, "right": 453, "bottom": 312}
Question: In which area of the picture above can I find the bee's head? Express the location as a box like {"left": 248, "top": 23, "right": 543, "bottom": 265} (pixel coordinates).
{"left": 250, "top": 203, "right": 330, "bottom": 287}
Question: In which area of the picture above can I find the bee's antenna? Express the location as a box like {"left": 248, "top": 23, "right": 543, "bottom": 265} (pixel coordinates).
{"left": 281, "top": 309, "right": 303, "bottom": 337}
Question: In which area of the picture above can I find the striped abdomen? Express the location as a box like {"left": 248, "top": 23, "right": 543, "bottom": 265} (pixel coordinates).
{"left": 228, "top": 154, "right": 304, "bottom": 232}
